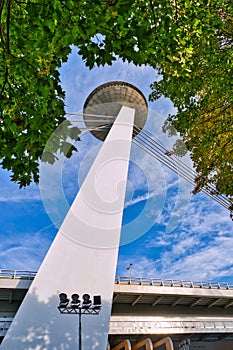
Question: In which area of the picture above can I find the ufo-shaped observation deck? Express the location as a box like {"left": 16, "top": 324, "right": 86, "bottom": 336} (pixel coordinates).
{"left": 83, "top": 81, "right": 148, "bottom": 141}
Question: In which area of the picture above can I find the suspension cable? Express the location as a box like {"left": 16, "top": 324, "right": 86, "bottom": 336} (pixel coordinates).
{"left": 67, "top": 115, "right": 233, "bottom": 213}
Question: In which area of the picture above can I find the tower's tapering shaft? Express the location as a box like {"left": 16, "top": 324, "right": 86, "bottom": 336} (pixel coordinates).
{"left": 1, "top": 82, "right": 147, "bottom": 349}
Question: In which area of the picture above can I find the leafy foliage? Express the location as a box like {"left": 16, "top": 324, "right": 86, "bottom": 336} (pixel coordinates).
{"left": 0, "top": 0, "right": 80, "bottom": 186}
{"left": 0, "top": 0, "right": 232, "bottom": 199}
{"left": 149, "top": 3, "right": 233, "bottom": 199}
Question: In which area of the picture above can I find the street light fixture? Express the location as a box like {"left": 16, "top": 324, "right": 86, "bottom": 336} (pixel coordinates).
{"left": 127, "top": 263, "right": 133, "bottom": 281}
{"left": 58, "top": 292, "right": 101, "bottom": 350}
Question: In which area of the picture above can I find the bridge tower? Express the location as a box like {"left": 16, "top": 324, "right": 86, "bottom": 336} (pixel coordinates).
{"left": 0, "top": 82, "right": 148, "bottom": 349}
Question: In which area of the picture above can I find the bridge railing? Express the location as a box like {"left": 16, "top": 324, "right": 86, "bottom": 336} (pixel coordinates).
{"left": 0, "top": 318, "right": 13, "bottom": 337}
{"left": 115, "top": 276, "right": 233, "bottom": 290}
{"left": 0, "top": 270, "right": 37, "bottom": 280}
{"left": 0, "top": 271, "right": 232, "bottom": 290}
{"left": 110, "top": 318, "right": 233, "bottom": 332}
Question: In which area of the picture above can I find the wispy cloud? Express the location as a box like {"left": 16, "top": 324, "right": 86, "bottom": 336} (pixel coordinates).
{"left": 0, "top": 225, "right": 55, "bottom": 270}
{"left": 125, "top": 191, "right": 156, "bottom": 208}
{"left": 0, "top": 170, "right": 41, "bottom": 203}
{"left": 61, "top": 49, "right": 159, "bottom": 113}
{"left": 0, "top": 191, "right": 41, "bottom": 203}
{"left": 119, "top": 192, "right": 233, "bottom": 282}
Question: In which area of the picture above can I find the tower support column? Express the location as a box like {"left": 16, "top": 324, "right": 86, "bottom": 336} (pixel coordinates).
{"left": 1, "top": 106, "right": 135, "bottom": 350}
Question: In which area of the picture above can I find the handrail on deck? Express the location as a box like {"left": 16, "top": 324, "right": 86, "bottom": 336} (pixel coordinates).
{"left": 0, "top": 270, "right": 37, "bottom": 280}
{"left": 115, "top": 276, "right": 233, "bottom": 291}
{"left": 0, "top": 270, "right": 231, "bottom": 291}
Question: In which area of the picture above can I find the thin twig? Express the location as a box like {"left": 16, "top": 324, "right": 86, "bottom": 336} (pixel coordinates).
{"left": 6, "top": 0, "right": 11, "bottom": 54}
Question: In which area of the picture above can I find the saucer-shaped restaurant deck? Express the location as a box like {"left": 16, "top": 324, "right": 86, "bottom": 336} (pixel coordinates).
{"left": 83, "top": 81, "right": 148, "bottom": 141}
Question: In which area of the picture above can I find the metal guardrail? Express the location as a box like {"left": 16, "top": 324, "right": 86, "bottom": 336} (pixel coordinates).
{"left": 0, "top": 270, "right": 36, "bottom": 280}
{"left": 0, "top": 318, "right": 13, "bottom": 337}
{"left": 2, "top": 317, "right": 233, "bottom": 340}
{"left": 115, "top": 276, "right": 233, "bottom": 290}
{"left": 110, "top": 319, "right": 233, "bottom": 332}
{"left": 0, "top": 271, "right": 232, "bottom": 290}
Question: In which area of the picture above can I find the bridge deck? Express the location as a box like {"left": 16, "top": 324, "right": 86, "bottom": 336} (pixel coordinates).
{"left": 1, "top": 271, "right": 233, "bottom": 348}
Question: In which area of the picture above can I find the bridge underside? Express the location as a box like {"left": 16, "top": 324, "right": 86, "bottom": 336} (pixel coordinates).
{"left": 108, "top": 280, "right": 233, "bottom": 349}
{"left": 2, "top": 275, "right": 233, "bottom": 349}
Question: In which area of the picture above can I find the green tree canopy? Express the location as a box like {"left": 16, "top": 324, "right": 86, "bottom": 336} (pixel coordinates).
{"left": 0, "top": 0, "right": 232, "bottom": 201}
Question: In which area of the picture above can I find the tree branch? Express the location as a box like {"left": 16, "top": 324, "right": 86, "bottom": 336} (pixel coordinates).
{"left": 6, "top": 0, "right": 11, "bottom": 54}
{"left": 0, "top": 67, "right": 9, "bottom": 97}
{"left": 0, "top": 0, "right": 6, "bottom": 46}
{"left": 0, "top": 0, "right": 5, "bottom": 18}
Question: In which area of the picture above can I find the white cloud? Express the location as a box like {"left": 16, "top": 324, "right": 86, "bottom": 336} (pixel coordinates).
{"left": 0, "top": 171, "right": 41, "bottom": 203}
{"left": 0, "top": 229, "right": 54, "bottom": 271}
{"left": 162, "top": 235, "right": 233, "bottom": 281}
{"left": 125, "top": 191, "right": 156, "bottom": 208}
{"left": 60, "top": 48, "right": 159, "bottom": 113}
{"left": 118, "top": 232, "right": 233, "bottom": 282}
{"left": 0, "top": 191, "right": 41, "bottom": 203}
{"left": 116, "top": 256, "right": 160, "bottom": 278}
{"left": 120, "top": 192, "right": 233, "bottom": 282}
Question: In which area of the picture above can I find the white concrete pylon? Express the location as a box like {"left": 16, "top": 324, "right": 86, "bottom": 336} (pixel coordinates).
{"left": 0, "top": 106, "right": 135, "bottom": 350}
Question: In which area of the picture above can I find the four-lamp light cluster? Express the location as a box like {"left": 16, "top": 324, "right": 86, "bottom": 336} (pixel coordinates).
{"left": 58, "top": 292, "right": 102, "bottom": 350}
{"left": 58, "top": 292, "right": 101, "bottom": 314}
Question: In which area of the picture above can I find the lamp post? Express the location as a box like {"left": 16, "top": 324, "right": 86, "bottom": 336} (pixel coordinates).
{"left": 127, "top": 263, "right": 133, "bottom": 282}
{"left": 58, "top": 293, "right": 101, "bottom": 350}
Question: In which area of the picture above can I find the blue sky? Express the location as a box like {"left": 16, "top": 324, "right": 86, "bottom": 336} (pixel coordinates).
{"left": 1, "top": 48, "right": 232, "bottom": 283}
